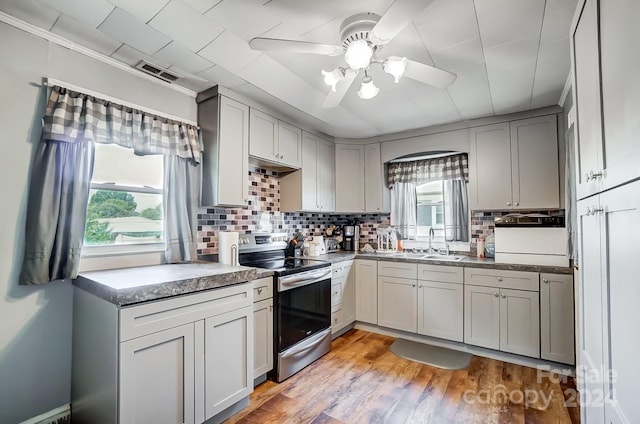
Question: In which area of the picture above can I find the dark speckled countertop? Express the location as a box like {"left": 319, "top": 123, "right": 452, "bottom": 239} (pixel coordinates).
{"left": 74, "top": 263, "right": 274, "bottom": 307}
{"left": 303, "top": 251, "right": 573, "bottom": 275}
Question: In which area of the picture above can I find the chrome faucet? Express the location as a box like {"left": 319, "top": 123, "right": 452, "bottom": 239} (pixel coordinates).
{"left": 428, "top": 227, "right": 435, "bottom": 253}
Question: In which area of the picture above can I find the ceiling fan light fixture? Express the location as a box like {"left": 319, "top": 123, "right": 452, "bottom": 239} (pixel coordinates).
{"left": 358, "top": 75, "right": 379, "bottom": 100}
{"left": 322, "top": 68, "right": 344, "bottom": 92}
{"left": 344, "top": 39, "right": 373, "bottom": 70}
{"left": 384, "top": 56, "right": 407, "bottom": 83}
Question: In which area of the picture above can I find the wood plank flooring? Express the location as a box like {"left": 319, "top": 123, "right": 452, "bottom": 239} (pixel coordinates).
{"left": 226, "top": 329, "right": 579, "bottom": 424}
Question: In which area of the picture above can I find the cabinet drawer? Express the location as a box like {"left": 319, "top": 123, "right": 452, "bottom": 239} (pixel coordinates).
{"left": 378, "top": 261, "right": 417, "bottom": 279}
{"left": 252, "top": 277, "right": 273, "bottom": 303}
{"left": 120, "top": 283, "right": 252, "bottom": 342}
{"left": 332, "top": 261, "right": 353, "bottom": 279}
{"left": 418, "top": 264, "right": 463, "bottom": 284}
{"left": 331, "top": 282, "right": 343, "bottom": 307}
{"left": 464, "top": 268, "right": 539, "bottom": 292}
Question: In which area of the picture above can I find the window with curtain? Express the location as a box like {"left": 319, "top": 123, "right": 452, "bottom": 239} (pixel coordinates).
{"left": 388, "top": 153, "right": 469, "bottom": 243}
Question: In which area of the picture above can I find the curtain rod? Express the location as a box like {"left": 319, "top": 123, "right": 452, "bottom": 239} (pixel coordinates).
{"left": 44, "top": 78, "right": 199, "bottom": 127}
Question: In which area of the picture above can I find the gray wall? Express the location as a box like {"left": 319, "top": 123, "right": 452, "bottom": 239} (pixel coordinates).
{"left": 0, "top": 22, "right": 196, "bottom": 423}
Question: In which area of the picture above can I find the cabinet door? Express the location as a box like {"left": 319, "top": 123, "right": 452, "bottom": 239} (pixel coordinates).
{"left": 253, "top": 298, "right": 273, "bottom": 378}
{"left": 335, "top": 144, "right": 365, "bottom": 212}
{"left": 571, "top": 0, "right": 603, "bottom": 199}
{"left": 120, "top": 324, "right": 195, "bottom": 424}
{"left": 277, "top": 120, "right": 302, "bottom": 168}
{"left": 418, "top": 280, "right": 463, "bottom": 342}
{"left": 364, "top": 143, "right": 387, "bottom": 213}
{"left": 204, "top": 306, "right": 253, "bottom": 420}
{"left": 355, "top": 260, "right": 378, "bottom": 324}
{"left": 469, "top": 123, "right": 513, "bottom": 209}
{"left": 464, "top": 285, "right": 500, "bottom": 350}
{"left": 377, "top": 276, "right": 417, "bottom": 333}
{"left": 510, "top": 115, "right": 559, "bottom": 209}
{"left": 576, "top": 197, "right": 606, "bottom": 423}
{"left": 599, "top": 181, "right": 640, "bottom": 424}
{"left": 249, "top": 109, "right": 278, "bottom": 163}
{"left": 540, "top": 273, "right": 575, "bottom": 365}
{"left": 341, "top": 264, "right": 356, "bottom": 325}
{"left": 317, "top": 138, "right": 335, "bottom": 211}
{"left": 219, "top": 96, "right": 249, "bottom": 207}
{"left": 599, "top": 0, "right": 640, "bottom": 193}
{"left": 301, "top": 133, "right": 319, "bottom": 211}
{"left": 499, "top": 289, "right": 540, "bottom": 358}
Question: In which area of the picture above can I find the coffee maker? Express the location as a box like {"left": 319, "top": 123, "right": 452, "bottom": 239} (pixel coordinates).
{"left": 342, "top": 220, "right": 360, "bottom": 251}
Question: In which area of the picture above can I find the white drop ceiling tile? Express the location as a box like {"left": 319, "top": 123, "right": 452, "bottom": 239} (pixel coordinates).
{"left": 531, "top": 39, "right": 571, "bottom": 107}
{"left": 383, "top": 23, "right": 434, "bottom": 67}
{"left": 0, "top": 0, "right": 60, "bottom": 30}
{"left": 106, "top": 0, "right": 168, "bottom": 23}
{"left": 153, "top": 41, "right": 213, "bottom": 74}
{"left": 98, "top": 7, "right": 171, "bottom": 56}
{"left": 414, "top": 0, "right": 479, "bottom": 52}
{"left": 483, "top": 36, "right": 540, "bottom": 69}
{"left": 446, "top": 63, "right": 494, "bottom": 118}
{"left": 149, "top": 0, "right": 223, "bottom": 51}
{"left": 430, "top": 37, "right": 484, "bottom": 73}
{"left": 110, "top": 44, "right": 171, "bottom": 69}
{"left": 51, "top": 15, "right": 122, "bottom": 56}
{"left": 183, "top": 0, "right": 221, "bottom": 14}
{"left": 39, "top": 0, "right": 114, "bottom": 28}
{"left": 268, "top": 51, "right": 343, "bottom": 93}
{"left": 197, "top": 65, "right": 245, "bottom": 88}
{"left": 204, "top": 0, "right": 281, "bottom": 42}
{"left": 475, "top": 0, "right": 545, "bottom": 48}
{"left": 198, "top": 30, "right": 261, "bottom": 72}
{"left": 539, "top": 0, "right": 576, "bottom": 43}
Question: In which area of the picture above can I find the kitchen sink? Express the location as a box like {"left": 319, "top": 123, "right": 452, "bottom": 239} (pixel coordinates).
{"left": 420, "top": 254, "right": 465, "bottom": 261}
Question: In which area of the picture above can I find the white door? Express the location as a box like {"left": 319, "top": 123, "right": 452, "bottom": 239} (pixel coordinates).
{"left": 204, "top": 306, "right": 253, "bottom": 420}
{"left": 540, "top": 273, "right": 575, "bottom": 365}
{"left": 464, "top": 285, "right": 500, "bottom": 350}
{"left": 571, "top": 0, "right": 603, "bottom": 200}
{"left": 249, "top": 108, "right": 278, "bottom": 163}
{"left": 364, "top": 143, "right": 385, "bottom": 213}
{"left": 377, "top": 276, "right": 417, "bottom": 332}
{"left": 510, "top": 115, "right": 559, "bottom": 209}
{"left": 499, "top": 289, "right": 540, "bottom": 358}
{"left": 417, "top": 280, "right": 463, "bottom": 342}
{"left": 253, "top": 298, "right": 273, "bottom": 378}
{"left": 341, "top": 264, "right": 356, "bottom": 325}
{"left": 599, "top": 180, "right": 640, "bottom": 424}
{"left": 335, "top": 144, "right": 365, "bottom": 212}
{"left": 355, "top": 260, "right": 378, "bottom": 324}
{"left": 576, "top": 196, "right": 605, "bottom": 423}
{"left": 317, "top": 139, "right": 335, "bottom": 212}
{"left": 218, "top": 96, "right": 249, "bottom": 207}
{"left": 120, "top": 324, "right": 195, "bottom": 424}
{"left": 301, "top": 133, "right": 318, "bottom": 211}
{"left": 468, "top": 123, "right": 513, "bottom": 210}
{"left": 277, "top": 120, "right": 302, "bottom": 168}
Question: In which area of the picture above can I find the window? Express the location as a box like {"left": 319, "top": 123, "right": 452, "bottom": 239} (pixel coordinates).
{"left": 416, "top": 180, "right": 445, "bottom": 240}
{"left": 84, "top": 143, "right": 164, "bottom": 248}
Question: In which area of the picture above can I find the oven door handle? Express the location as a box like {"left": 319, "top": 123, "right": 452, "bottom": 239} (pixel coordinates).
{"left": 278, "top": 267, "right": 331, "bottom": 291}
{"left": 280, "top": 329, "right": 330, "bottom": 359}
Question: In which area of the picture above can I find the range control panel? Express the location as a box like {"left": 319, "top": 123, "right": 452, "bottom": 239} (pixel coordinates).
{"left": 495, "top": 214, "right": 565, "bottom": 227}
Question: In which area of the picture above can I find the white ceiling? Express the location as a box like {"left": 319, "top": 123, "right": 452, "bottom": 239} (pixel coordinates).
{"left": 0, "top": 0, "right": 577, "bottom": 138}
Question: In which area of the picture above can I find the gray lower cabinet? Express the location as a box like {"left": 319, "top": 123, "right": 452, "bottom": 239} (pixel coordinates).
{"left": 377, "top": 275, "right": 417, "bottom": 332}
{"left": 252, "top": 277, "right": 273, "bottom": 379}
{"left": 417, "top": 264, "right": 464, "bottom": 342}
{"left": 331, "top": 261, "right": 355, "bottom": 334}
{"left": 355, "top": 259, "right": 378, "bottom": 324}
{"left": 464, "top": 285, "right": 501, "bottom": 350}
{"left": 72, "top": 282, "right": 253, "bottom": 424}
{"left": 540, "top": 273, "right": 575, "bottom": 365}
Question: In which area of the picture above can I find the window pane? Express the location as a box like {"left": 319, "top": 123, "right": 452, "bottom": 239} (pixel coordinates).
{"left": 92, "top": 143, "right": 163, "bottom": 188}
{"left": 416, "top": 180, "right": 445, "bottom": 240}
{"left": 84, "top": 189, "right": 163, "bottom": 246}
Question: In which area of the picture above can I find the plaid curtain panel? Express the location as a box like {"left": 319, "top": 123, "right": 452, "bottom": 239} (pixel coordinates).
{"left": 42, "top": 85, "right": 201, "bottom": 163}
{"left": 387, "top": 153, "right": 469, "bottom": 187}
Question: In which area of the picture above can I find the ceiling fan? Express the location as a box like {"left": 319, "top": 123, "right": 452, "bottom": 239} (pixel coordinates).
{"left": 248, "top": 0, "right": 457, "bottom": 108}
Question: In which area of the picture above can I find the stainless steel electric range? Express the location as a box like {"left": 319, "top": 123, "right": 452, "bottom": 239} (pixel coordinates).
{"left": 236, "top": 233, "right": 332, "bottom": 382}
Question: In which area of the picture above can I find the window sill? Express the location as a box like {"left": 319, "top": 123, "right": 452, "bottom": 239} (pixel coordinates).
{"left": 79, "top": 243, "right": 164, "bottom": 272}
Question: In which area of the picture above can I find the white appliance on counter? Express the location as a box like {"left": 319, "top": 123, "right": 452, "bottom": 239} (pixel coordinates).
{"left": 218, "top": 231, "right": 239, "bottom": 265}
{"left": 494, "top": 214, "right": 569, "bottom": 267}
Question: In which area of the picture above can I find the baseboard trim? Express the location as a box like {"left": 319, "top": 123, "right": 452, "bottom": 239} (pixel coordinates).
{"left": 354, "top": 322, "right": 575, "bottom": 376}
{"left": 20, "top": 404, "right": 70, "bottom": 424}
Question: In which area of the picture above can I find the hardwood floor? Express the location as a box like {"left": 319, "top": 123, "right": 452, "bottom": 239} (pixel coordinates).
{"left": 226, "top": 329, "right": 580, "bottom": 424}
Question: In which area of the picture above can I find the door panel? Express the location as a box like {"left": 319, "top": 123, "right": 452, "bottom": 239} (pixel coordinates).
{"left": 464, "top": 285, "right": 500, "bottom": 350}
{"left": 335, "top": 144, "right": 365, "bottom": 212}
{"left": 249, "top": 109, "right": 277, "bottom": 162}
{"left": 540, "top": 274, "right": 575, "bottom": 365}
{"left": 317, "top": 139, "right": 335, "bottom": 211}
{"left": 499, "top": 289, "right": 540, "bottom": 358}
{"left": 301, "top": 134, "right": 318, "bottom": 210}
{"left": 278, "top": 120, "right": 302, "bottom": 168}
{"left": 418, "top": 281, "right": 463, "bottom": 342}
{"left": 469, "top": 123, "right": 512, "bottom": 209}
{"left": 355, "top": 260, "right": 377, "bottom": 324}
{"left": 219, "top": 96, "right": 249, "bottom": 206}
{"left": 253, "top": 298, "right": 273, "bottom": 377}
{"left": 377, "top": 276, "right": 417, "bottom": 333}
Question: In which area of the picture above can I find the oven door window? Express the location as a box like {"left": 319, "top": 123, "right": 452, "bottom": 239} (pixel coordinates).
{"left": 277, "top": 279, "right": 331, "bottom": 351}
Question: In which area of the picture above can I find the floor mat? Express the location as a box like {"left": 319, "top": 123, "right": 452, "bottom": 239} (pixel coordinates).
{"left": 390, "top": 338, "right": 472, "bottom": 370}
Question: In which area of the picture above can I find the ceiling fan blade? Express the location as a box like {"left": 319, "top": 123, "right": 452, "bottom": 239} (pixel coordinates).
{"left": 371, "top": 0, "right": 435, "bottom": 44}
{"left": 249, "top": 37, "right": 343, "bottom": 56}
{"left": 322, "top": 70, "right": 358, "bottom": 108}
{"left": 404, "top": 59, "right": 457, "bottom": 89}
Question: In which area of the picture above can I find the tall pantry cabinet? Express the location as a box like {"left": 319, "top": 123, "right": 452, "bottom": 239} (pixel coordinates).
{"left": 571, "top": 1, "right": 640, "bottom": 423}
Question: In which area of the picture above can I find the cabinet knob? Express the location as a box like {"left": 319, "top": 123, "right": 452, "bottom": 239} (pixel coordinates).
{"left": 501, "top": 292, "right": 506, "bottom": 298}
{"left": 269, "top": 305, "right": 273, "bottom": 312}
{"left": 586, "top": 170, "right": 604, "bottom": 182}
{"left": 497, "top": 277, "right": 503, "bottom": 282}
{"left": 258, "top": 287, "right": 263, "bottom": 294}
{"left": 506, "top": 202, "right": 512, "bottom": 207}
{"left": 493, "top": 292, "right": 499, "bottom": 297}
{"left": 514, "top": 202, "right": 519, "bottom": 206}
{"left": 412, "top": 283, "right": 416, "bottom": 287}
{"left": 543, "top": 279, "right": 549, "bottom": 284}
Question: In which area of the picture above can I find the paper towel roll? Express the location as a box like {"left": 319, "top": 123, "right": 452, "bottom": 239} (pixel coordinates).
{"left": 218, "top": 231, "right": 239, "bottom": 266}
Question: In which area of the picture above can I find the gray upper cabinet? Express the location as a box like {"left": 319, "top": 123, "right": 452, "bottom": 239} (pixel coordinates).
{"left": 198, "top": 94, "right": 249, "bottom": 207}
{"left": 335, "top": 143, "right": 388, "bottom": 213}
{"left": 469, "top": 115, "right": 559, "bottom": 210}
{"left": 249, "top": 108, "right": 302, "bottom": 169}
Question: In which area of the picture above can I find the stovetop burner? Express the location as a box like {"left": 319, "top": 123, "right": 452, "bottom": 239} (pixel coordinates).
{"left": 240, "top": 257, "right": 330, "bottom": 276}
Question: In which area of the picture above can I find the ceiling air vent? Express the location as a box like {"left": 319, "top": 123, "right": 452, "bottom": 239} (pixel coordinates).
{"left": 135, "top": 60, "right": 181, "bottom": 83}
